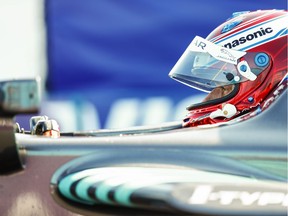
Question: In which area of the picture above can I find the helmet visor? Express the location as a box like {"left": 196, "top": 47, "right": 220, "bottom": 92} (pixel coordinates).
{"left": 169, "top": 36, "right": 270, "bottom": 92}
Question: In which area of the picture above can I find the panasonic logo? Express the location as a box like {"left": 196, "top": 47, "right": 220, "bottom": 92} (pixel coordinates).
{"left": 223, "top": 27, "right": 273, "bottom": 49}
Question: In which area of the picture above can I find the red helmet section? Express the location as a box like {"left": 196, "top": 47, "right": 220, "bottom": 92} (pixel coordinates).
{"left": 183, "top": 10, "right": 287, "bottom": 127}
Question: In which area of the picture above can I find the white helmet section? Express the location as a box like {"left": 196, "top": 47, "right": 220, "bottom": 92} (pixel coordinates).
{"left": 210, "top": 11, "right": 288, "bottom": 51}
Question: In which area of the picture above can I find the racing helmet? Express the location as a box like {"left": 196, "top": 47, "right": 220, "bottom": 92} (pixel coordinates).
{"left": 169, "top": 10, "right": 287, "bottom": 127}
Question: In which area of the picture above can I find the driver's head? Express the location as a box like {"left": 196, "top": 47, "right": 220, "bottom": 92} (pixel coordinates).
{"left": 169, "top": 10, "right": 287, "bottom": 127}
{"left": 202, "top": 85, "right": 235, "bottom": 102}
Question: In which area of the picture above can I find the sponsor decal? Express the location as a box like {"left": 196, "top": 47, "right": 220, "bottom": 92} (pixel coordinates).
{"left": 187, "top": 185, "right": 287, "bottom": 206}
{"left": 215, "top": 14, "right": 288, "bottom": 51}
{"left": 219, "top": 48, "right": 237, "bottom": 63}
{"left": 171, "top": 183, "right": 288, "bottom": 215}
{"left": 190, "top": 36, "right": 246, "bottom": 65}
{"left": 223, "top": 27, "right": 273, "bottom": 49}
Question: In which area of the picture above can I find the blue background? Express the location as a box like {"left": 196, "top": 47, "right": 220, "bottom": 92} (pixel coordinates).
{"left": 43, "top": 0, "right": 286, "bottom": 129}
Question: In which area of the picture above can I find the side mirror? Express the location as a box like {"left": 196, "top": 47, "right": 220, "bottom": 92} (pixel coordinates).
{"left": 0, "top": 79, "right": 40, "bottom": 116}
{"left": 0, "top": 78, "right": 40, "bottom": 174}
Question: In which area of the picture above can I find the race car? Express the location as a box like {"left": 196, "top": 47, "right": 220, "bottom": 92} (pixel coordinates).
{"left": 0, "top": 9, "right": 287, "bottom": 216}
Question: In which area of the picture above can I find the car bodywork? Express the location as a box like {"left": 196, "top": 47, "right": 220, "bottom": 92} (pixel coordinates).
{"left": 0, "top": 79, "right": 287, "bottom": 216}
